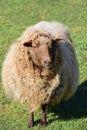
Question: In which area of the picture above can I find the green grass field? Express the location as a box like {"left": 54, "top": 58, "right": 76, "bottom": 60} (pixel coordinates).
{"left": 0, "top": 0, "right": 87, "bottom": 129}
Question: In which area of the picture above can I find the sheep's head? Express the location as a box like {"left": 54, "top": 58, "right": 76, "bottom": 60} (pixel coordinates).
{"left": 23, "top": 31, "right": 62, "bottom": 70}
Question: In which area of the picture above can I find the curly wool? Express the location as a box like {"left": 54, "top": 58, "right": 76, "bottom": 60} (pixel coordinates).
{"left": 2, "top": 21, "right": 79, "bottom": 112}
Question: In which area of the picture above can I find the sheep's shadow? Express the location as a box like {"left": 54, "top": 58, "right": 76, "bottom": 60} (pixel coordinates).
{"left": 48, "top": 80, "right": 87, "bottom": 122}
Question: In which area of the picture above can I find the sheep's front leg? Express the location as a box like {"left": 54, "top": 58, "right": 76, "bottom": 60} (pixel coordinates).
{"left": 40, "top": 104, "right": 47, "bottom": 126}
{"left": 28, "top": 112, "right": 34, "bottom": 128}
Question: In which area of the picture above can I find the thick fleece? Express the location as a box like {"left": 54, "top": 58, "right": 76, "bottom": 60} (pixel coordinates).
{"left": 2, "top": 21, "right": 79, "bottom": 112}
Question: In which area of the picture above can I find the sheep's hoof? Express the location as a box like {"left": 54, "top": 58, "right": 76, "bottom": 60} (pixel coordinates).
{"left": 28, "top": 121, "right": 34, "bottom": 128}
{"left": 40, "top": 120, "right": 47, "bottom": 127}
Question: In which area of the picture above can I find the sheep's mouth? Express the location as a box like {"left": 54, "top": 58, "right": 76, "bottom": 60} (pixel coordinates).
{"left": 41, "top": 61, "right": 52, "bottom": 70}
{"left": 32, "top": 60, "right": 53, "bottom": 76}
{"left": 41, "top": 64, "right": 51, "bottom": 70}
{"left": 33, "top": 61, "right": 52, "bottom": 70}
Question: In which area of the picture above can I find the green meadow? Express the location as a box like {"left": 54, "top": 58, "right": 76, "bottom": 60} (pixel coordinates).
{"left": 0, "top": 0, "right": 87, "bottom": 129}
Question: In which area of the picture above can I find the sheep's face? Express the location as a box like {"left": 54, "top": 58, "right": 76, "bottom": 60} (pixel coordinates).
{"left": 23, "top": 32, "right": 62, "bottom": 69}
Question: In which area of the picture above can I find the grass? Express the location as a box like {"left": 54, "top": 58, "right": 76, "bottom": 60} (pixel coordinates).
{"left": 0, "top": 0, "right": 87, "bottom": 129}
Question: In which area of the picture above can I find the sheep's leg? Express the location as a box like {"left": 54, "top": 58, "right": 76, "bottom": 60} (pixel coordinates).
{"left": 40, "top": 104, "right": 47, "bottom": 126}
{"left": 28, "top": 112, "right": 34, "bottom": 128}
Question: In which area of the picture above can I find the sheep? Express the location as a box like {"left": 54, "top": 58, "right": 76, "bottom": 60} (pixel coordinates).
{"left": 2, "top": 21, "right": 79, "bottom": 127}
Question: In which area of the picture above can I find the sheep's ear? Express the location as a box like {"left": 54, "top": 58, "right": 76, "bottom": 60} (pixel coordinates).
{"left": 52, "top": 38, "right": 62, "bottom": 43}
{"left": 23, "top": 41, "right": 32, "bottom": 47}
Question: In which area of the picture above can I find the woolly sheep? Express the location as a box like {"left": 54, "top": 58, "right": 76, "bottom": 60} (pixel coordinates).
{"left": 2, "top": 21, "right": 79, "bottom": 127}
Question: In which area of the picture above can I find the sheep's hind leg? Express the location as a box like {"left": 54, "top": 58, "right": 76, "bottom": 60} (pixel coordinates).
{"left": 40, "top": 104, "right": 47, "bottom": 126}
{"left": 28, "top": 112, "right": 34, "bottom": 128}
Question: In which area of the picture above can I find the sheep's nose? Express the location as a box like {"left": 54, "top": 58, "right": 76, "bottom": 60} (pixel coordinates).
{"left": 43, "top": 60, "right": 51, "bottom": 69}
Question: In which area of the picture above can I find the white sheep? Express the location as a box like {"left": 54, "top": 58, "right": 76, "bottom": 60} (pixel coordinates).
{"left": 2, "top": 21, "right": 79, "bottom": 127}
